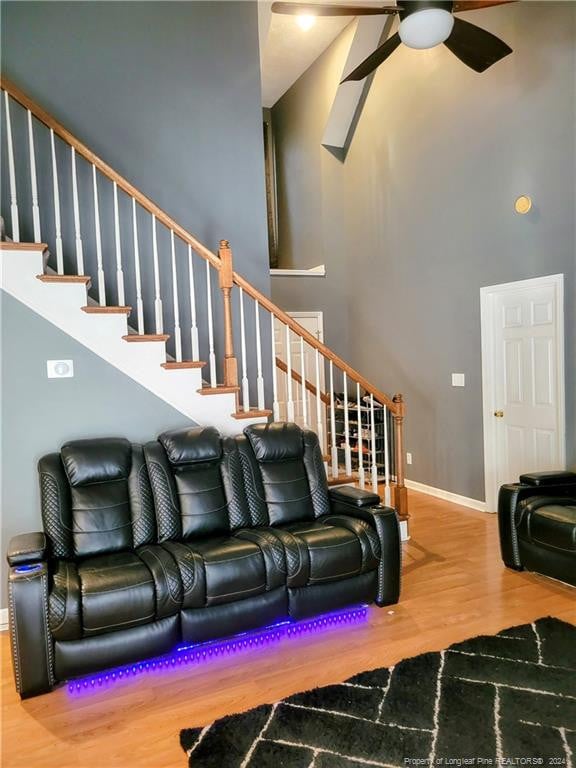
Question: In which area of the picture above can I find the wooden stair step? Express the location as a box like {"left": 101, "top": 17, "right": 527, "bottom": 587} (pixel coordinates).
{"left": 327, "top": 474, "right": 356, "bottom": 487}
{"left": 198, "top": 385, "right": 240, "bottom": 395}
{"left": 161, "top": 361, "right": 206, "bottom": 370}
{"left": 231, "top": 409, "right": 273, "bottom": 420}
{"left": 37, "top": 274, "right": 91, "bottom": 286}
{"left": 3, "top": 242, "right": 48, "bottom": 251}
{"left": 122, "top": 334, "right": 170, "bottom": 342}
{"left": 82, "top": 306, "right": 132, "bottom": 315}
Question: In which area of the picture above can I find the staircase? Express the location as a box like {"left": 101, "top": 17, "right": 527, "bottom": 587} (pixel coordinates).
{"left": 0, "top": 77, "right": 409, "bottom": 531}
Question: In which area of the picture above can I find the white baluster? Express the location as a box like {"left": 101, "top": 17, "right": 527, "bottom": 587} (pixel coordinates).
{"left": 271, "top": 314, "right": 280, "bottom": 421}
{"left": 132, "top": 199, "right": 144, "bottom": 333}
{"left": 255, "top": 302, "right": 265, "bottom": 410}
{"left": 343, "top": 373, "right": 352, "bottom": 476}
{"left": 239, "top": 288, "right": 249, "bottom": 411}
{"left": 27, "top": 110, "right": 41, "bottom": 242}
{"left": 50, "top": 129, "right": 64, "bottom": 273}
{"left": 357, "top": 383, "right": 366, "bottom": 489}
{"left": 152, "top": 216, "right": 163, "bottom": 334}
{"left": 4, "top": 92, "right": 19, "bottom": 242}
{"left": 71, "top": 147, "right": 84, "bottom": 274}
{"left": 370, "top": 394, "right": 378, "bottom": 493}
{"left": 285, "top": 325, "right": 295, "bottom": 422}
{"left": 383, "top": 404, "right": 391, "bottom": 507}
{"left": 329, "top": 361, "right": 338, "bottom": 478}
{"left": 92, "top": 166, "right": 106, "bottom": 306}
{"left": 188, "top": 246, "right": 200, "bottom": 360}
{"left": 206, "top": 261, "right": 217, "bottom": 387}
{"left": 170, "top": 232, "right": 182, "bottom": 361}
{"left": 113, "top": 182, "right": 125, "bottom": 306}
{"left": 315, "top": 349, "right": 324, "bottom": 451}
{"left": 300, "top": 336, "right": 308, "bottom": 428}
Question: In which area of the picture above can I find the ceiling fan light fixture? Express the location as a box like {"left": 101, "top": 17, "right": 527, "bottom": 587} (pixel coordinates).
{"left": 297, "top": 13, "right": 316, "bottom": 30}
{"left": 399, "top": 8, "right": 455, "bottom": 49}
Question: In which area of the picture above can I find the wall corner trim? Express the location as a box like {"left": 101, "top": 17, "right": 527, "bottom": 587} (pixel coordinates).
{"left": 405, "top": 479, "right": 489, "bottom": 513}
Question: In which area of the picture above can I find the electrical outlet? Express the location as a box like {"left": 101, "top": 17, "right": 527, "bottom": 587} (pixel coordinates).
{"left": 47, "top": 360, "right": 74, "bottom": 379}
{"left": 406, "top": 452, "right": 413, "bottom": 465}
{"left": 452, "top": 373, "right": 465, "bottom": 387}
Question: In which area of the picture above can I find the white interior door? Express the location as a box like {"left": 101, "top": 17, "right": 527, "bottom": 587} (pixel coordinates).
{"left": 481, "top": 274, "right": 565, "bottom": 511}
{"left": 274, "top": 312, "right": 326, "bottom": 443}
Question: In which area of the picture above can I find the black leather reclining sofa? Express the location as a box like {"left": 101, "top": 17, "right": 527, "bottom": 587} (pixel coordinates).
{"left": 499, "top": 470, "right": 576, "bottom": 586}
{"left": 7, "top": 422, "right": 401, "bottom": 698}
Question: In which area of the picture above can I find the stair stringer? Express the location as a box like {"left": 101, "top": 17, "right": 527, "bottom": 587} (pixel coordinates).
{"left": 0, "top": 245, "right": 267, "bottom": 434}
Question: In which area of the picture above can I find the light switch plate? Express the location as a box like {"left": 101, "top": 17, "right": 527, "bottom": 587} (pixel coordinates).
{"left": 451, "top": 373, "right": 465, "bottom": 387}
{"left": 47, "top": 360, "right": 74, "bottom": 378}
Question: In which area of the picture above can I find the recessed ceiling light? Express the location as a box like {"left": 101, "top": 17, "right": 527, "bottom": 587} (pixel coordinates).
{"left": 297, "top": 14, "right": 316, "bottom": 31}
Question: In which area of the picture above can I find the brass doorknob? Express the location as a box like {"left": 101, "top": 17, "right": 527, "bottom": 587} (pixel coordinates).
{"left": 494, "top": 410, "right": 504, "bottom": 418}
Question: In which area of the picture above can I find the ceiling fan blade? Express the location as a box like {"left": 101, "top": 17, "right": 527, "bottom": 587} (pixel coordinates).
{"left": 271, "top": 3, "right": 400, "bottom": 16}
{"left": 341, "top": 32, "right": 401, "bottom": 81}
{"left": 452, "top": 1, "right": 516, "bottom": 13}
{"left": 444, "top": 17, "right": 512, "bottom": 72}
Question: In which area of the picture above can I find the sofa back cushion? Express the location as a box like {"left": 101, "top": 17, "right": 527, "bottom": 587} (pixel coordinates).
{"left": 241, "top": 423, "right": 330, "bottom": 526}
{"left": 38, "top": 438, "right": 155, "bottom": 559}
{"left": 145, "top": 427, "right": 251, "bottom": 542}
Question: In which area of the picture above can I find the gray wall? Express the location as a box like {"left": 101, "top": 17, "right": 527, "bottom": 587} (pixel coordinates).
{"left": 1, "top": 293, "right": 196, "bottom": 607}
{"left": 1, "top": 1, "right": 270, "bottom": 294}
{"left": 271, "top": 2, "right": 576, "bottom": 501}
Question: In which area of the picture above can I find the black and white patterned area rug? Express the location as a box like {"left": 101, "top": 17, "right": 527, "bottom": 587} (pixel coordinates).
{"left": 180, "top": 617, "right": 576, "bottom": 767}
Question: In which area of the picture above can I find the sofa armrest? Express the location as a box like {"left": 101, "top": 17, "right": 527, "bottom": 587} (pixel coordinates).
{"left": 6, "top": 532, "right": 47, "bottom": 567}
{"left": 329, "top": 485, "right": 380, "bottom": 509}
{"left": 8, "top": 560, "right": 55, "bottom": 697}
{"left": 325, "top": 499, "right": 400, "bottom": 607}
{"left": 518, "top": 471, "right": 576, "bottom": 488}
{"left": 498, "top": 484, "right": 524, "bottom": 570}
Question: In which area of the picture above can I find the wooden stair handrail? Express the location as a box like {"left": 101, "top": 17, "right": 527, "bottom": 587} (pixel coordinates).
{"left": 275, "top": 356, "right": 330, "bottom": 405}
{"left": 0, "top": 77, "right": 221, "bottom": 270}
{"left": 234, "top": 271, "right": 401, "bottom": 415}
{"left": 1, "top": 77, "right": 403, "bottom": 420}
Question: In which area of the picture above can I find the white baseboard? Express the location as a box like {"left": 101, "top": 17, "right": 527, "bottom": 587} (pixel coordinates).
{"left": 0, "top": 608, "right": 8, "bottom": 631}
{"left": 405, "top": 479, "right": 488, "bottom": 513}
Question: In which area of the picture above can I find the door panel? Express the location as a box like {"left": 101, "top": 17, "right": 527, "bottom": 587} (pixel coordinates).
{"left": 488, "top": 278, "right": 564, "bottom": 502}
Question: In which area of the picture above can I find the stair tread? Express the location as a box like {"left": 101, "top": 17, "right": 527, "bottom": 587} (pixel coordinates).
{"left": 122, "top": 334, "right": 170, "bottom": 342}
{"left": 232, "top": 409, "right": 273, "bottom": 419}
{"left": 37, "top": 274, "right": 91, "bottom": 285}
{"left": 327, "top": 475, "right": 356, "bottom": 486}
{"left": 161, "top": 361, "right": 206, "bottom": 369}
{"left": 198, "top": 385, "right": 240, "bottom": 395}
{"left": 2, "top": 242, "right": 48, "bottom": 251}
{"left": 82, "top": 306, "right": 131, "bottom": 314}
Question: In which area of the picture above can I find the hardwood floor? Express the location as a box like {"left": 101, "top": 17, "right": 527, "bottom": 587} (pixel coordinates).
{"left": 1, "top": 490, "right": 574, "bottom": 768}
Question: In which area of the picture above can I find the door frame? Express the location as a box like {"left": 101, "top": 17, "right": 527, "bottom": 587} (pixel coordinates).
{"left": 480, "top": 273, "right": 565, "bottom": 513}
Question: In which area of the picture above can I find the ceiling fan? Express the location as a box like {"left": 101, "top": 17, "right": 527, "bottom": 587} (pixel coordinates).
{"left": 271, "top": 1, "right": 515, "bottom": 79}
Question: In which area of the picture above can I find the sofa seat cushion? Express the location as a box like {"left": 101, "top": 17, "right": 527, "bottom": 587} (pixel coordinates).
{"left": 280, "top": 521, "right": 372, "bottom": 585}
{"left": 77, "top": 552, "right": 156, "bottom": 637}
{"left": 162, "top": 538, "right": 268, "bottom": 609}
{"left": 519, "top": 497, "right": 576, "bottom": 552}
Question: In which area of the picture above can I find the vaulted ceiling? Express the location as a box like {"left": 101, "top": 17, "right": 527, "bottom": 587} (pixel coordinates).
{"left": 259, "top": 1, "right": 375, "bottom": 107}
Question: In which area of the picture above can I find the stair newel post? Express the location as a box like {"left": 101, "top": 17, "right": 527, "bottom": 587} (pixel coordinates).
{"left": 392, "top": 393, "right": 409, "bottom": 521}
{"left": 218, "top": 240, "right": 239, "bottom": 391}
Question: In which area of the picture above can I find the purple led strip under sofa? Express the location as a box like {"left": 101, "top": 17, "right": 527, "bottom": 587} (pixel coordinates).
{"left": 67, "top": 604, "right": 369, "bottom": 695}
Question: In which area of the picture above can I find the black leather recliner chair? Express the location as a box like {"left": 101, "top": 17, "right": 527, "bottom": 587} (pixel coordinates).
{"left": 6, "top": 423, "right": 401, "bottom": 698}
{"left": 237, "top": 424, "right": 400, "bottom": 616}
{"left": 499, "top": 470, "right": 576, "bottom": 587}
